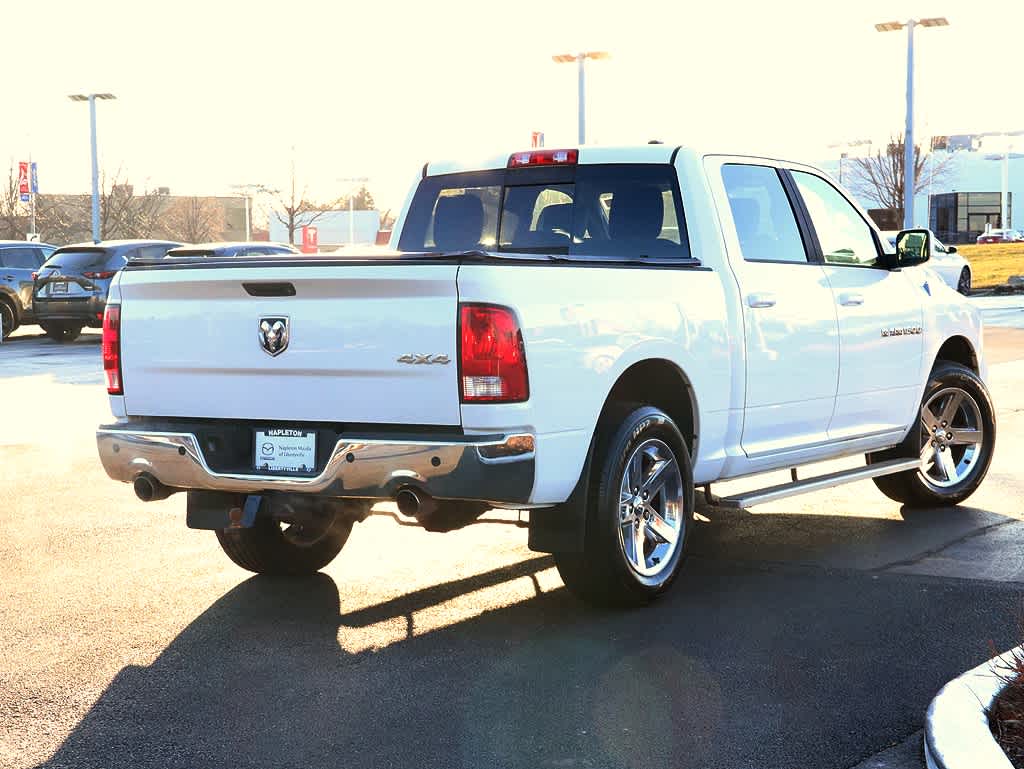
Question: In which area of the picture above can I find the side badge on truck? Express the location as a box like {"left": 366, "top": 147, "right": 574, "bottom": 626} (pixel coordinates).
{"left": 397, "top": 353, "right": 450, "bottom": 365}
{"left": 259, "top": 316, "right": 290, "bottom": 357}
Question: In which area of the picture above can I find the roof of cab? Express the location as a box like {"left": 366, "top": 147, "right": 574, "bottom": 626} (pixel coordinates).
{"left": 424, "top": 144, "right": 683, "bottom": 177}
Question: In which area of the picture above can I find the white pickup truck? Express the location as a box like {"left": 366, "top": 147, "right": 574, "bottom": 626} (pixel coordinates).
{"left": 96, "top": 144, "right": 996, "bottom": 606}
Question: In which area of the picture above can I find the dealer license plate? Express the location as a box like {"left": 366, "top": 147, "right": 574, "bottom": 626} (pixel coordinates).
{"left": 50, "top": 282, "right": 68, "bottom": 295}
{"left": 254, "top": 429, "right": 317, "bottom": 473}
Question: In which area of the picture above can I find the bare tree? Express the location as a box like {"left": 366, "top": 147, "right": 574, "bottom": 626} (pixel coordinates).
{"left": 35, "top": 194, "right": 90, "bottom": 244}
{"left": 267, "top": 160, "right": 343, "bottom": 244}
{"left": 96, "top": 170, "right": 170, "bottom": 240}
{"left": 0, "top": 164, "right": 26, "bottom": 239}
{"left": 162, "top": 196, "right": 225, "bottom": 243}
{"left": 846, "top": 133, "right": 953, "bottom": 213}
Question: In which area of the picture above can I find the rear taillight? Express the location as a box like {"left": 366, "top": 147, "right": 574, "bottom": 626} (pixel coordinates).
{"left": 102, "top": 305, "right": 122, "bottom": 395}
{"left": 31, "top": 272, "right": 38, "bottom": 280}
{"left": 459, "top": 304, "right": 529, "bottom": 402}
{"left": 84, "top": 270, "right": 116, "bottom": 279}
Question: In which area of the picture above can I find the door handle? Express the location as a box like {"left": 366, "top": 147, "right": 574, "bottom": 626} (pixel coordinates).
{"left": 746, "top": 292, "right": 776, "bottom": 309}
{"left": 839, "top": 292, "right": 864, "bottom": 307}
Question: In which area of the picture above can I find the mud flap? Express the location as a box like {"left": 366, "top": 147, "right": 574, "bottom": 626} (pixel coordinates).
{"left": 527, "top": 438, "right": 594, "bottom": 554}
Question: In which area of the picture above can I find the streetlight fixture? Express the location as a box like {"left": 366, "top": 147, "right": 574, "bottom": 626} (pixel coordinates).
{"left": 551, "top": 51, "right": 610, "bottom": 145}
{"left": 875, "top": 17, "right": 948, "bottom": 228}
{"left": 68, "top": 93, "right": 116, "bottom": 242}
{"left": 338, "top": 176, "right": 370, "bottom": 245}
{"left": 827, "top": 139, "right": 872, "bottom": 184}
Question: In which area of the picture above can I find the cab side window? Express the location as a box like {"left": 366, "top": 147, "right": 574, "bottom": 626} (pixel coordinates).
{"left": 721, "top": 164, "right": 807, "bottom": 263}
{"left": 792, "top": 171, "right": 879, "bottom": 267}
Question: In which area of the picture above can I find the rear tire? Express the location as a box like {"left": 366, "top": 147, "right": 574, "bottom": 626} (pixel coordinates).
{"left": 216, "top": 513, "right": 352, "bottom": 575}
{"left": 868, "top": 362, "right": 995, "bottom": 507}
{"left": 555, "top": 405, "right": 694, "bottom": 607}
{"left": 0, "top": 301, "right": 16, "bottom": 339}
{"left": 41, "top": 322, "right": 83, "bottom": 343}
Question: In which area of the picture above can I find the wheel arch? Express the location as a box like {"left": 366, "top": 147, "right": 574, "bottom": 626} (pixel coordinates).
{"left": 934, "top": 335, "right": 978, "bottom": 374}
{"left": 598, "top": 358, "right": 699, "bottom": 458}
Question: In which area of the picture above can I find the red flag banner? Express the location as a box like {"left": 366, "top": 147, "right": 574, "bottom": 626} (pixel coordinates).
{"left": 17, "top": 162, "right": 29, "bottom": 195}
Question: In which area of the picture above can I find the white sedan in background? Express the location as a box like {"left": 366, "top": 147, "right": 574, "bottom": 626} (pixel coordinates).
{"left": 882, "top": 231, "right": 972, "bottom": 295}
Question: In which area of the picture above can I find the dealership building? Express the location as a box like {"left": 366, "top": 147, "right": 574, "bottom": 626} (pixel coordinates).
{"left": 823, "top": 134, "right": 1022, "bottom": 244}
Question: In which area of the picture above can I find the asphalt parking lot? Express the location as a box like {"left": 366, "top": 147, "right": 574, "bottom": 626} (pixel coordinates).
{"left": 2, "top": 308, "right": 1024, "bottom": 769}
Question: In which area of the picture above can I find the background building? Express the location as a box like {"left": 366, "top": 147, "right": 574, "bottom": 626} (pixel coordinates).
{"left": 825, "top": 133, "right": 1023, "bottom": 243}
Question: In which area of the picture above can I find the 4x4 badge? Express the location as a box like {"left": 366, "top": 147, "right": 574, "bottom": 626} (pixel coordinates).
{"left": 397, "top": 353, "right": 450, "bottom": 365}
{"left": 259, "top": 316, "right": 289, "bottom": 356}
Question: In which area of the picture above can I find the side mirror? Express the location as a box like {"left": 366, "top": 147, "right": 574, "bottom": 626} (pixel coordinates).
{"left": 947, "top": 245, "right": 958, "bottom": 254}
{"left": 896, "top": 228, "right": 931, "bottom": 267}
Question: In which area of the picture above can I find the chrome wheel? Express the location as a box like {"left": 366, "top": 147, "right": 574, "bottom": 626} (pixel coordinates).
{"left": 617, "top": 438, "right": 685, "bottom": 578}
{"left": 918, "top": 386, "right": 984, "bottom": 489}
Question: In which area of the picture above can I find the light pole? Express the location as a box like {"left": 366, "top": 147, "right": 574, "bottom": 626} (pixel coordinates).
{"left": 875, "top": 18, "right": 948, "bottom": 229}
{"left": 338, "top": 176, "right": 369, "bottom": 245}
{"left": 552, "top": 51, "right": 610, "bottom": 144}
{"left": 827, "top": 139, "right": 871, "bottom": 184}
{"left": 68, "top": 93, "right": 116, "bottom": 243}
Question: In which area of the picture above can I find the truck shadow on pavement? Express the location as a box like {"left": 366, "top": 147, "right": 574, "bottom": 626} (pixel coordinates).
{"left": 32, "top": 507, "right": 1024, "bottom": 769}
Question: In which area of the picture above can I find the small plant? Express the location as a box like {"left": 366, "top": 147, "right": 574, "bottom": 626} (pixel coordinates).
{"left": 989, "top": 643, "right": 1024, "bottom": 767}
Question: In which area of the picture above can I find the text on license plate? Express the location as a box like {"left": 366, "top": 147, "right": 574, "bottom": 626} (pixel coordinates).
{"left": 254, "top": 429, "right": 316, "bottom": 473}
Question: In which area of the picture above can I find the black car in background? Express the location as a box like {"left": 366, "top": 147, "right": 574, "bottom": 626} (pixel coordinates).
{"left": 164, "top": 242, "right": 299, "bottom": 258}
{"left": 33, "top": 240, "right": 180, "bottom": 342}
{"left": 0, "top": 241, "right": 58, "bottom": 338}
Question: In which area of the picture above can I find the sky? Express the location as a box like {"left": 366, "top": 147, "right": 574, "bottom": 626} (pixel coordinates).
{"left": 4, "top": 0, "right": 1024, "bottom": 218}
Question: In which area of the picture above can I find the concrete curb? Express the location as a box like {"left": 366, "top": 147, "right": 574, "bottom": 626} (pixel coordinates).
{"left": 924, "top": 646, "right": 1021, "bottom": 769}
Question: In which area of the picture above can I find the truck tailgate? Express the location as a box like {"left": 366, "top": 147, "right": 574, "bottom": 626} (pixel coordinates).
{"left": 116, "top": 263, "right": 461, "bottom": 425}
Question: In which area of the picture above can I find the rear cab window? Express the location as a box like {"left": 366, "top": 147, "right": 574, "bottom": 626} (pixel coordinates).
{"left": 399, "top": 164, "right": 690, "bottom": 260}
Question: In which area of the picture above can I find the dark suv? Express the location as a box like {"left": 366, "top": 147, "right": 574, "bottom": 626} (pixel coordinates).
{"left": 33, "top": 240, "right": 180, "bottom": 342}
{"left": 0, "top": 241, "right": 57, "bottom": 338}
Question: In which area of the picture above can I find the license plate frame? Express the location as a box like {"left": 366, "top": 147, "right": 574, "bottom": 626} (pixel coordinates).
{"left": 50, "top": 281, "right": 68, "bottom": 295}
{"left": 253, "top": 428, "right": 317, "bottom": 474}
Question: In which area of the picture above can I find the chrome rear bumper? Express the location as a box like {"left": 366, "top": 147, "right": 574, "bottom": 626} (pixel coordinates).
{"left": 96, "top": 427, "right": 535, "bottom": 504}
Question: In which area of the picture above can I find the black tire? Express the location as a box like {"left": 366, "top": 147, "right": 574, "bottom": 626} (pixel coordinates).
{"left": 957, "top": 268, "right": 971, "bottom": 295}
{"left": 41, "top": 322, "right": 83, "bottom": 343}
{"left": 216, "top": 513, "right": 352, "bottom": 575}
{"left": 555, "top": 405, "right": 694, "bottom": 607}
{"left": 868, "top": 361, "right": 995, "bottom": 507}
{"left": 0, "top": 300, "right": 16, "bottom": 339}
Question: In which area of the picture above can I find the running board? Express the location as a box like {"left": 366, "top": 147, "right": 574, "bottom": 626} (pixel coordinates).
{"left": 717, "top": 458, "right": 922, "bottom": 509}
